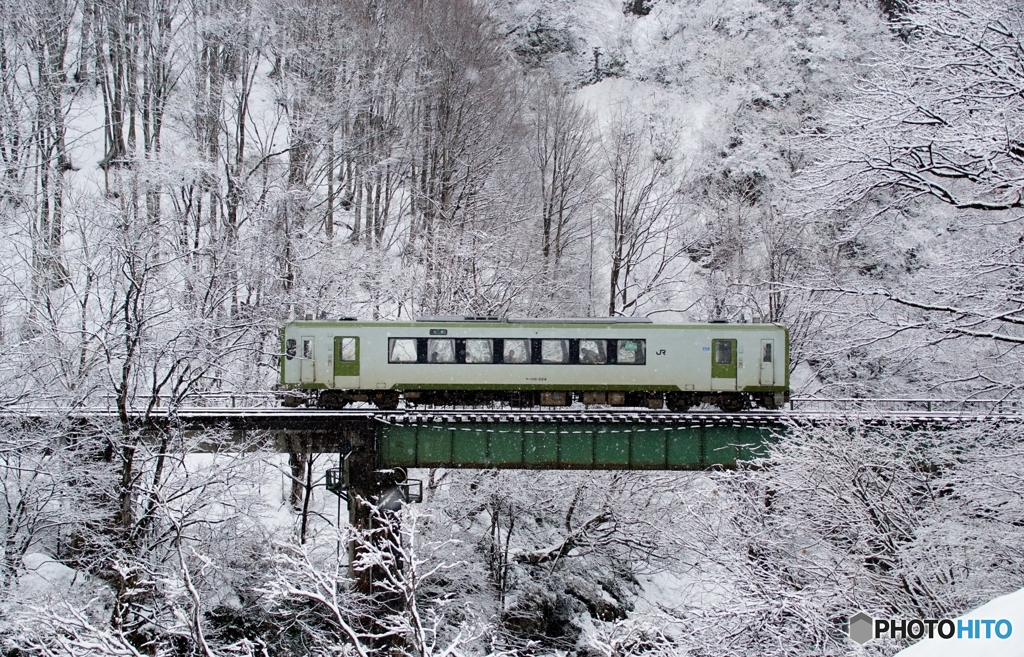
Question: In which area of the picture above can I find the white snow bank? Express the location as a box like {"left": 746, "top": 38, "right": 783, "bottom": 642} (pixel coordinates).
{"left": 895, "top": 587, "right": 1024, "bottom": 657}
{"left": 19, "top": 553, "right": 78, "bottom": 597}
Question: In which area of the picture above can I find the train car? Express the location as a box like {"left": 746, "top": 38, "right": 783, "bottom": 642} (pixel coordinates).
{"left": 278, "top": 316, "right": 789, "bottom": 411}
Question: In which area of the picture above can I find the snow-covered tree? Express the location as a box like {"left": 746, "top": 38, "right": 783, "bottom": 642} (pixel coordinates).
{"left": 798, "top": 0, "right": 1024, "bottom": 395}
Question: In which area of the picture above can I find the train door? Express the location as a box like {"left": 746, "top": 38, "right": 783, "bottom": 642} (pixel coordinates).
{"left": 300, "top": 336, "right": 315, "bottom": 383}
{"left": 334, "top": 336, "right": 360, "bottom": 388}
{"left": 760, "top": 339, "right": 775, "bottom": 386}
{"left": 711, "top": 338, "right": 737, "bottom": 391}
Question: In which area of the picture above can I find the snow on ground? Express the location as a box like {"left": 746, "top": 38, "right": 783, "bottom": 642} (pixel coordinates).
{"left": 19, "top": 552, "right": 79, "bottom": 599}
{"left": 895, "top": 587, "right": 1024, "bottom": 657}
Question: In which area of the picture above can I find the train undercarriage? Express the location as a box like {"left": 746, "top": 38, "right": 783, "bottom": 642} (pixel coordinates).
{"left": 281, "top": 389, "right": 787, "bottom": 412}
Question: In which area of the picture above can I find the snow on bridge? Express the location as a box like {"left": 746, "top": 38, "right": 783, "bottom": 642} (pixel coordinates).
{"left": 2, "top": 404, "right": 1022, "bottom": 470}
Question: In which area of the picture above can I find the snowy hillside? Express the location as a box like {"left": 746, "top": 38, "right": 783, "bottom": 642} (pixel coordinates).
{"left": 896, "top": 587, "right": 1024, "bottom": 657}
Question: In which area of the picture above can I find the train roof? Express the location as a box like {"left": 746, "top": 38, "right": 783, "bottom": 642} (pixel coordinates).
{"left": 415, "top": 315, "right": 653, "bottom": 324}
{"left": 285, "top": 317, "right": 786, "bottom": 329}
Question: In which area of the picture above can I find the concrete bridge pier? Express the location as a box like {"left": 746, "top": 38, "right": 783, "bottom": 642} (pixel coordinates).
{"left": 343, "top": 421, "right": 382, "bottom": 595}
{"left": 320, "top": 421, "right": 411, "bottom": 602}
{"left": 327, "top": 421, "right": 411, "bottom": 652}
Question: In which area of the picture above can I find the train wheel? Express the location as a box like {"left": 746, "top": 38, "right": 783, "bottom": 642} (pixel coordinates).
{"left": 666, "top": 392, "right": 694, "bottom": 412}
{"left": 281, "top": 394, "right": 304, "bottom": 408}
{"left": 509, "top": 391, "right": 535, "bottom": 408}
{"left": 719, "top": 395, "right": 746, "bottom": 412}
{"left": 760, "top": 393, "right": 778, "bottom": 410}
{"left": 373, "top": 391, "right": 400, "bottom": 410}
{"left": 319, "top": 391, "right": 349, "bottom": 409}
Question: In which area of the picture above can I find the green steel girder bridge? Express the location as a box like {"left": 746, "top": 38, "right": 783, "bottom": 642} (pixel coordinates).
{"left": 7, "top": 407, "right": 1022, "bottom": 471}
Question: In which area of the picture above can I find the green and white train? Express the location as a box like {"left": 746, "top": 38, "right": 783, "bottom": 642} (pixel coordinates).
{"left": 278, "top": 317, "right": 789, "bottom": 411}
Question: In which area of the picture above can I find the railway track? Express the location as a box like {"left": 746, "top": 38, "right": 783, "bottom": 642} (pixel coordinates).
{"left": 3, "top": 406, "right": 1022, "bottom": 431}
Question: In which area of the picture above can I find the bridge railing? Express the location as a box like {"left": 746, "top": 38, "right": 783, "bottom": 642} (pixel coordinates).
{"left": 1, "top": 391, "right": 284, "bottom": 411}
{"left": 101, "top": 392, "right": 284, "bottom": 409}
{"left": 790, "top": 397, "right": 1024, "bottom": 413}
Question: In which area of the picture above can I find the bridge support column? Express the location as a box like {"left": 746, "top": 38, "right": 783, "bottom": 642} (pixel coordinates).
{"left": 344, "top": 422, "right": 382, "bottom": 595}
{"left": 342, "top": 422, "right": 410, "bottom": 597}
{"left": 339, "top": 422, "right": 408, "bottom": 653}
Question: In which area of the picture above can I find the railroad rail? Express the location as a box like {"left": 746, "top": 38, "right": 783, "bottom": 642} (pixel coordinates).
{"left": 14, "top": 392, "right": 1021, "bottom": 412}
{"left": 4, "top": 406, "right": 1022, "bottom": 430}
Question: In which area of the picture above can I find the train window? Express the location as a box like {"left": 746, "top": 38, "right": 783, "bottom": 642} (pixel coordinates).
{"left": 578, "top": 339, "right": 607, "bottom": 364}
{"left": 302, "top": 339, "right": 314, "bottom": 359}
{"left": 503, "top": 339, "right": 529, "bottom": 364}
{"left": 389, "top": 338, "right": 418, "bottom": 363}
{"left": 541, "top": 339, "right": 569, "bottom": 364}
{"left": 428, "top": 339, "right": 455, "bottom": 363}
{"left": 715, "top": 340, "right": 733, "bottom": 365}
{"left": 339, "top": 337, "right": 357, "bottom": 362}
{"left": 762, "top": 342, "right": 773, "bottom": 363}
{"left": 616, "top": 339, "right": 646, "bottom": 364}
{"left": 286, "top": 339, "right": 296, "bottom": 360}
{"left": 465, "top": 339, "right": 493, "bottom": 364}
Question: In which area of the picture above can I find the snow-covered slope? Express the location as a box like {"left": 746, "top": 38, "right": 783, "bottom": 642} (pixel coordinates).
{"left": 896, "top": 588, "right": 1024, "bottom": 657}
